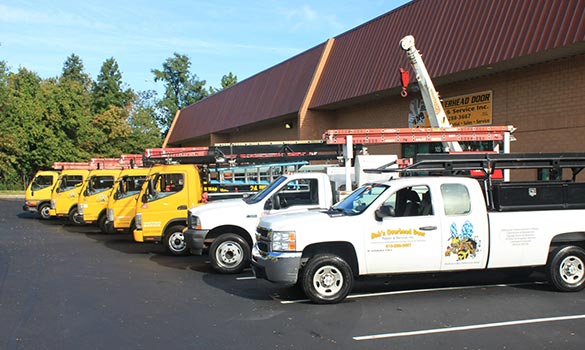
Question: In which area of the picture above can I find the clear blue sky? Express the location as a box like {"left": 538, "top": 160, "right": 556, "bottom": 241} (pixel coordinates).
{"left": 0, "top": 0, "right": 411, "bottom": 94}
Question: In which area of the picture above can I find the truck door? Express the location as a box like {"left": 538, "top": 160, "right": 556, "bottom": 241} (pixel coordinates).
{"left": 141, "top": 172, "right": 186, "bottom": 236}
{"left": 266, "top": 178, "right": 322, "bottom": 214}
{"left": 365, "top": 184, "right": 443, "bottom": 274}
{"left": 438, "top": 182, "right": 488, "bottom": 271}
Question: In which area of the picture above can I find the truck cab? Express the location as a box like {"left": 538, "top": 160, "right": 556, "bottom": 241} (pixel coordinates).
{"left": 23, "top": 170, "right": 59, "bottom": 219}
{"left": 105, "top": 168, "right": 149, "bottom": 234}
{"left": 49, "top": 169, "right": 89, "bottom": 224}
{"left": 133, "top": 164, "right": 204, "bottom": 255}
{"left": 77, "top": 169, "right": 122, "bottom": 230}
{"left": 185, "top": 172, "right": 337, "bottom": 274}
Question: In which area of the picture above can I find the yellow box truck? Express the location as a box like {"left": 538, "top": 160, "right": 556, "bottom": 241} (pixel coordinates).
{"left": 23, "top": 170, "right": 60, "bottom": 219}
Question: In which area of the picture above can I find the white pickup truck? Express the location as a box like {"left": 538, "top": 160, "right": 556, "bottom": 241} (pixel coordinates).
{"left": 184, "top": 172, "right": 339, "bottom": 273}
{"left": 251, "top": 174, "right": 585, "bottom": 303}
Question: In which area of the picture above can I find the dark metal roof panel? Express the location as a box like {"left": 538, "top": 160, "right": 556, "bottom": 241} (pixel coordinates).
{"left": 167, "top": 44, "right": 325, "bottom": 144}
{"left": 309, "top": 0, "right": 585, "bottom": 108}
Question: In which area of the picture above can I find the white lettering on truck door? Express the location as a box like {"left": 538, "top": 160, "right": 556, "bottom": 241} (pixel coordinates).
{"left": 365, "top": 185, "right": 442, "bottom": 274}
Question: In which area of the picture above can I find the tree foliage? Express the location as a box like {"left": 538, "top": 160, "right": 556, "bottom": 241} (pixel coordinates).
{"left": 0, "top": 51, "right": 230, "bottom": 187}
{"left": 152, "top": 53, "right": 208, "bottom": 135}
{"left": 209, "top": 72, "right": 238, "bottom": 94}
{"left": 0, "top": 55, "right": 165, "bottom": 187}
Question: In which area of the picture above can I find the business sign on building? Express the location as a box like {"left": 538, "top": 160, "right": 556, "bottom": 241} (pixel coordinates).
{"left": 408, "top": 91, "right": 493, "bottom": 128}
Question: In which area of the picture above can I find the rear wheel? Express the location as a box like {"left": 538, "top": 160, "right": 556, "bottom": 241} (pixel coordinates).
{"left": 209, "top": 233, "right": 250, "bottom": 274}
{"left": 546, "top": 245, "right": 585, "bottom": 292}
{"left": 38, "top": 203, "right": 51, "bottom": 220}
{"left": 301, "top": 254, "right": 353, "bottom": 304}
{"left": 164, "top": 225, "right": 188, "bottom": 255}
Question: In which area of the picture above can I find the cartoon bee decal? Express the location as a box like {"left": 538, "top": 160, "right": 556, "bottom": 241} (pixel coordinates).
{"left": 445, "top": 221, "right": 478, "bottom": 261}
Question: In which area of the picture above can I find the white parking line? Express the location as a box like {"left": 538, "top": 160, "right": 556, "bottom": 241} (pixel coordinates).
{"left": 353, "top": 314, "right": 585, "bottom": 340}
{"left": 236, "top": 276, "right": 256, "bottom": 280}
{"left": 279, "top": 281, "right": 542, "bottom": 304}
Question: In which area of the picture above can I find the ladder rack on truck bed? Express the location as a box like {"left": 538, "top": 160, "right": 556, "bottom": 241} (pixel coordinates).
{"left": 370, "top": 152, "right": 585, "bottom": 212}
{"left": 143, "top": 141, "right": 345, "bottom": 166}
{"left": 407, "top": 152, "right": 585, "bottom": 180}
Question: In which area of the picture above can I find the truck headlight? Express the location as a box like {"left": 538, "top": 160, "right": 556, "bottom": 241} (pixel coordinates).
{"left": 270, "top": 231, "right": 296, "bottom": 252}
{"left": 107, "top": 208, "right": 114, "bottom": 222}
{"left": 188, "top": 215, "right": 201, "bottom": 230}
{"left": 135, "top": 213, "right": 142, "bottom": 230}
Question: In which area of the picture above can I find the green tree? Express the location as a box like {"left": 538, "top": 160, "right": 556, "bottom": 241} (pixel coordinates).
{"left": 92, "top": 57, "right": 134, "bottom": 114}
{"left": 209, "top": 72, "right": 238, "bottom": 94}
{"left": 126, "top": 90, "right": 163, "bottom": 151}
{"left": 152, "top": 53, "right": 208, "bottom": 134}
{"left": 61, "top": 53, "right": 92, "bottom": 90}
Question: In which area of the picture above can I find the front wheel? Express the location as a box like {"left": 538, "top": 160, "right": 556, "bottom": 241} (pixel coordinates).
{"left": 38, "top": 203, "right": 51, "bottom": 220}
{"left": 301, "top": 254, "right": 353, "bottom": 304}
{"left": 164, "top": 225, "right": 188, "bottom": 255}
{"left": 68, "top": 207, "right": 84, "bottom": 226}
{"left": 547, "top": 245, "right": 585, "bottom": 292}
{"left": 98, "top": 214, "right": 114, "bottom": 234}
{"left": 209, "top": 233, "right": 250, "bottom": 274}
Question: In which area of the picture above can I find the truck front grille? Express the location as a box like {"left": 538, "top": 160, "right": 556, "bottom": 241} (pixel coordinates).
{"left": 256, "top": 226, "right": 271, "bottom": 253}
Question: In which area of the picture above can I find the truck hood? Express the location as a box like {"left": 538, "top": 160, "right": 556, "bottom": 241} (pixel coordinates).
{"left": 189, "top": 198, "right": 248, "bottom": 215}
{"left": 258, "top": 209, "right": 331, "bottom": 231}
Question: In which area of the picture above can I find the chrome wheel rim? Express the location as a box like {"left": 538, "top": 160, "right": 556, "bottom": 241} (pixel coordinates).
{"left": 560, "top": 255, "right": 584, "bottom": 285}
{"left": 168, "top": 231, "right": 186, "bottom": 253}
{"left": 215, "top": 241, "right": 243, "bottom": 268}
{"left": 312, "top": 265, "right": 343, "bottom": 297}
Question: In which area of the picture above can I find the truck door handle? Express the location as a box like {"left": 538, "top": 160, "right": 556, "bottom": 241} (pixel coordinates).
{"left": 177, "top": 205, "right": 188, "bottom": 210}
{"left": 419, "top": 226, "right": 437, "bottom": 231}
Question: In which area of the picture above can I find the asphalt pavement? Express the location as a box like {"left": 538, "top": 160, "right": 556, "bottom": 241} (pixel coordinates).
{"left": 1, "top": 198, "right": 584, "bottom": 350}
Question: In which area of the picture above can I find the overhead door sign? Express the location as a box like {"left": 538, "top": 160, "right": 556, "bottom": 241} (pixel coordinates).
{"left": 443, "top": 91, "right": 492, "bottom": 127}
{"left": 408, "top": 91, "right": 493, "bottom": 128}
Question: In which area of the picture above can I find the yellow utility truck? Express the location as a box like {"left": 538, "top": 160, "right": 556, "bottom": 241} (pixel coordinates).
{"left": 23, "top": 170, "right": 60, "bottom": 219}
{"left": 49, "top": 169, "right": 90, "bottom": 224}
{"left": 76, "top": 169, "right": 122, "bottom": 230}
{"left": 105, "top": 168, "right": 149, "bottom": 234}
{"left": 133, "top": 164, "right": 204, "bottom": 254}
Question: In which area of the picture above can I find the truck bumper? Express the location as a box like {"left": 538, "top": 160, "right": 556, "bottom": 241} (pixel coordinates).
{"left": 184, "top": 228, "right": 209, "bottom": 255}
{"left": 23, "top": 204, "right": 37, "bottom": 213}
{"left": 250, "top": 245, "right": 302, "bottom": 285}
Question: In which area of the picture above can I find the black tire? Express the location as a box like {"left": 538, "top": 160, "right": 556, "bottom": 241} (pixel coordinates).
{"left": 301, "top": 254, "right": 353, "bottom": 304}
{"left": 38, "top": 203, "right": 51, "bottom": 220}
{"left": 97, "top": 214, "right": 112, "bottom": 234}
{"left": 209, "top": 233, "right": 250, "bottom": 274}
{"left": 164, "top": 225, "right": 188, "bottom": 255}
{"left": 68, "top": 207, "right": 84, "bottom": 226}
{"left": 546, "top": 245, "right": 585, "bottom": 292}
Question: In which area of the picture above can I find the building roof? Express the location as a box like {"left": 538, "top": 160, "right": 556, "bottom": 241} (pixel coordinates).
{"left": 165, "top": 44, "right": 326, "bottom": 145}
{"left": 166, "top": 0, "right": 585, "bottom": 145}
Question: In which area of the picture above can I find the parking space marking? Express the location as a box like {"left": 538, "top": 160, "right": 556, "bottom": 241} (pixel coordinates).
{"left": 279, "top": 281, "right": 543, "bottom": 304}
{"left": 236, "top": 276, "right": 256, "bottom": 280}
{"left": 353, "top": 314, "right": 585, "bottom": 340}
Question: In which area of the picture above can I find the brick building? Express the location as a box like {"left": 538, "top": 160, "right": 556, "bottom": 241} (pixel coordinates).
{"left": 164, "top": 0, "right": 585, "bottom": 160}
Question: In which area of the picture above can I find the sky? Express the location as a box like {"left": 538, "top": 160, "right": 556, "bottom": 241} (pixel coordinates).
{"left": 0, "top": 0, "right": 411, "bottom": 94}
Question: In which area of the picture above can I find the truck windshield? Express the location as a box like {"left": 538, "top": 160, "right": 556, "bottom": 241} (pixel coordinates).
{"left": 243, "top": 176, "right": 287, "bottom": 204}
{"left": 330, "top": 183, "right": 389, "bottom": 215}
{"left": 31, "top": 175, "right": 53, "bottom": 191}
{"left": 115, "top": 176, "right": 146, "bottom": 200}
{"left": 144, "top": 173, "right": 184, "bottom": 202}
{"left": 84, "top": 176, "right": 115, "bottom": 196}
{"left": 56, "top": 175, "right": 83, "bottom": 193}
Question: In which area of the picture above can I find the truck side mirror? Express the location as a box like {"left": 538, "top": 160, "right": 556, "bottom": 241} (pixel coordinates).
{"left": 375, "top": 205, "right": 395, "bottom": 221}
{"left": 142, "top": 193, "right": 148, "bottom": 203}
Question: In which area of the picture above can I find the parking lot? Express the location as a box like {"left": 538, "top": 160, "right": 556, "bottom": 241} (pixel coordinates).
{"left": 1, "top": 197, "right": 584, "bottom": 349}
